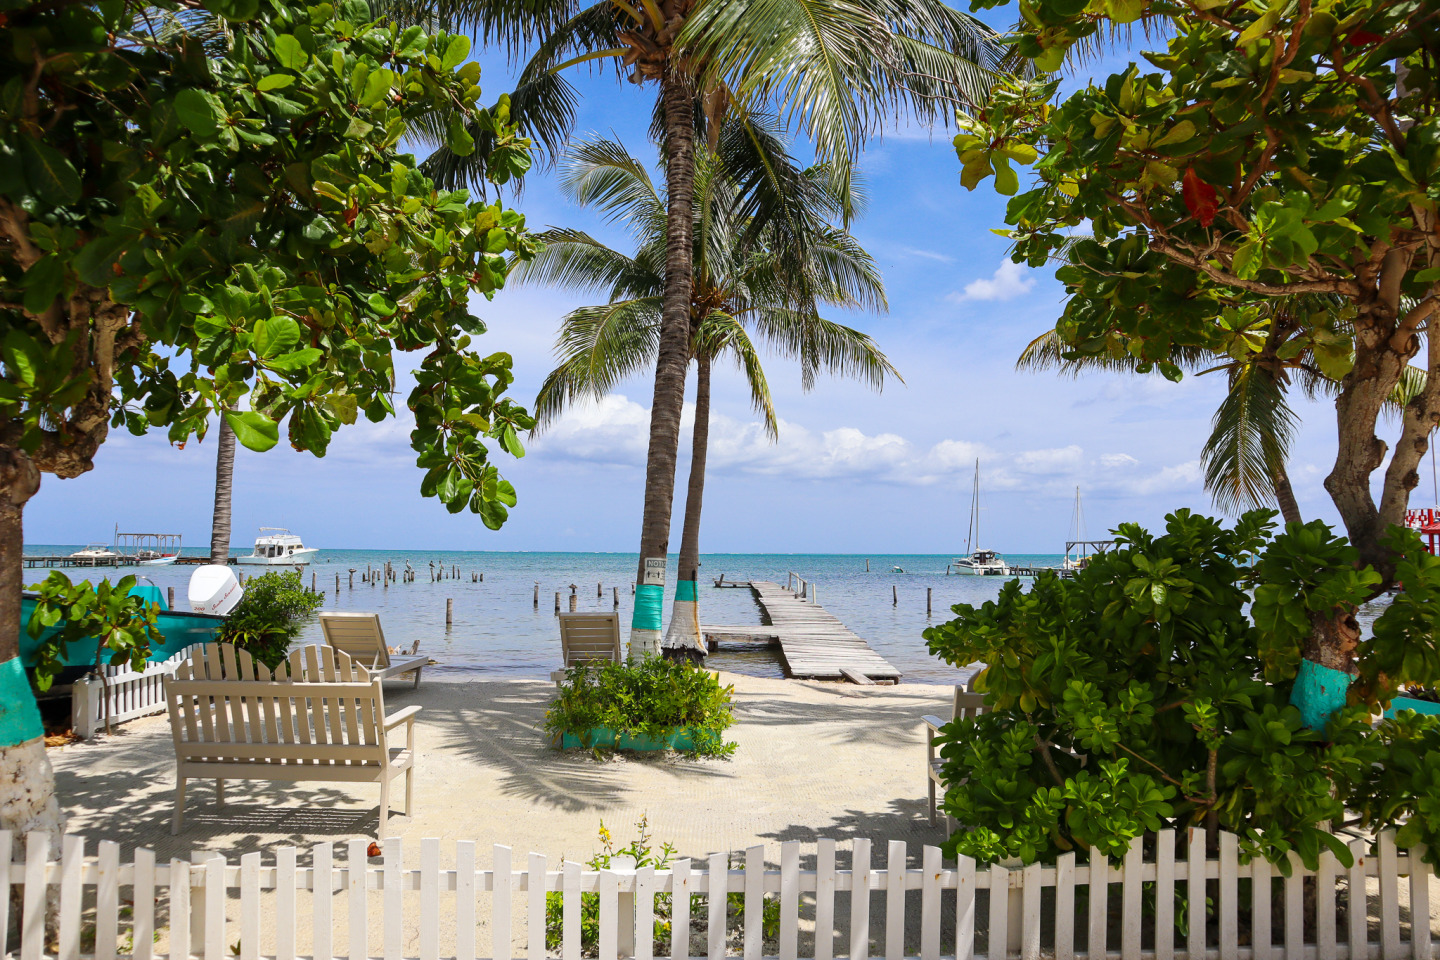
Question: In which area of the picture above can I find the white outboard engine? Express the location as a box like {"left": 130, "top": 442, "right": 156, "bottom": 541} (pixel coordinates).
{"left": 188, "top": 564, "right": 243, "bottom": 616}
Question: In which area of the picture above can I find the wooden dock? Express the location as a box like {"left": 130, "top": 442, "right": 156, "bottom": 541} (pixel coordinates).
{"left": 704, "top": 580, "right": 901, "bottom": 682}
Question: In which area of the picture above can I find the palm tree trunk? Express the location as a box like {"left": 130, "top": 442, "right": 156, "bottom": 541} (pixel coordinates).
{"left": 1272, "top": 462, "right": 1302, "bottom": 525}
{"left": 0, "top": 445, "right": 64, "bottom": 839}
{"left": 210, "top": 416, "right": 236, "bottom": 563}
{"left": 664, "top": 355, "right": 711, "bottom": 656}
{"left": 630, "top": 67, "right": 698, "bottom": 658}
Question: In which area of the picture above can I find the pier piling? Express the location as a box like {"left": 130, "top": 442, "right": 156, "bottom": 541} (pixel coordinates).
{"left": 446, "top": 598, "right": 453, "bottom": 626}
{"left": 892, "top": 585, "right": 897, "bottom": 605}
{"left": 311, "top": 572, "right": 316, "bottom": 593}
{"left": 613, "top": 587, "right": 619, "bottom": 609}
{"left": 927, "top": 587, "right": 932, "bottom": 615}
{"left": 534, "top": 583, "right": 539, "bottom": 607}
{"left": 597, "top": 582, "right": 602, "bottom": 598}
{"left": 167, "top": 587, "right": 174, "bottom": 609}
{"left": 554, "top": 591, "right": 560, "bottom": 613}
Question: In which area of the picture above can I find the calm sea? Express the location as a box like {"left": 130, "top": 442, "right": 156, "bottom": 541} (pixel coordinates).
{"left": 22, "top": 548, "right": 1067, "bottom": 683}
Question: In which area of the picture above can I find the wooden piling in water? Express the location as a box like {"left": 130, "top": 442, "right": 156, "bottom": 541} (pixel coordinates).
{"left": 349, "top": 570, "right": 355, "bottom": 588}
{"left": 866, "top": 559, "right": 870, "bottom": 572}
{"left": 927, "top": 587, "right": 932, "bottom": 615}
{"left": 336, "top": 573, "right": 340, "bottom": 593}
{"left": 554, "top": 591, "right": 560, "bottom": 613}
{"left": 892, "top": 584, "right": 897, "bottom": 605}
{"left": 167, "top": 587, "right": 174, "bottom": 609}
{"left": 534, "top": 583, "right": 540, "bottom": 607}
{"left": 612, "top": 586, "right": 619, "bottom": 608}
{"left": 597, "top": 582, "right": 602, "bottom": 597}
{"left": 569, "top": 593, "right": 577, "bottom": 612}
{"left": 446, "top": 598, "right": 453, "bottom": 625}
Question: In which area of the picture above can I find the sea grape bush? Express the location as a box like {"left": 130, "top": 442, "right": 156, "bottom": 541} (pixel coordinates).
{"left": 545, "top": 656, "right": 737, "bottom": 756}
{"left": 0, "top": 0, "right": 537, "bottom": 525}
{"left": 924, "top": 510, "right": 1440, "bottom": 870}
{"left": 25, "top": 573, "right": 164, "bottom": 689}
{"left": 215, "top": 570, "right": 324, "bottom": 668}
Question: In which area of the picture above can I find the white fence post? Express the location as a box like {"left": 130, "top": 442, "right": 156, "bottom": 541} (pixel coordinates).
{"left": 0, "top": 827, "right": 1433, "bottom": 960}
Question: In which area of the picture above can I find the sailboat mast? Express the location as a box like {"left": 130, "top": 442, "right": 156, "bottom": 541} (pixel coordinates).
{"left": 973, "top": 459, "right": 980, "bottom": 551}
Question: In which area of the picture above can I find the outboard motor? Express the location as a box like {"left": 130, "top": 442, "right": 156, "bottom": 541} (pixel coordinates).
{"left": 188, "top": 564, "right": 243, "bottom": 616}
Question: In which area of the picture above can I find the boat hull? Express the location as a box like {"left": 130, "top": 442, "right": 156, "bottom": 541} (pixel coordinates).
{"left": 19, "top": 595, "right": 224, "bottom": 668}
{"left": 236, "top": 548, "right": 319, "bottom": 565}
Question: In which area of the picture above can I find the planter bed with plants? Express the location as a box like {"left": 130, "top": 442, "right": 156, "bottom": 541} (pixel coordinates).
{"left": 546, "top": 656, "right": 736, "bottom": 757}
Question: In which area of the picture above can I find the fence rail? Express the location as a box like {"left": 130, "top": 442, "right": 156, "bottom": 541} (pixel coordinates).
{"left": 1, "top": 828, "right": 1433, "bottom": 960}
{"left": 70, "top": 646, "right": 199, "bottom": 739}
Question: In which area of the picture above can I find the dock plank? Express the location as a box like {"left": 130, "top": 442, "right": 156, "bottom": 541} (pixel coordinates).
{"left": 703, "top": 581, "right": 901, "bottom": 681}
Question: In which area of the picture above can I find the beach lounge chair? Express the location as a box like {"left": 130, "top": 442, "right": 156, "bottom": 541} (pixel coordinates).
{"left": 550, "top": 611, "right": 623, "bottom": 684}
{"left": 924, "top": 675, "right": 987, "bottom": 837}
{"left": 319, "top": 612, "right": 428, "bottom": 688}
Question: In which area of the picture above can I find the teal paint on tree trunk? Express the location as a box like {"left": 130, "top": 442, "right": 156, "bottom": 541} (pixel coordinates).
{"left": 0, "top": 656, "right": 42, "bottom": 746}
{"left": 632, "top": 583, "right": 664, "bottom": 631}
{"left": 674, "top": 580, "right": 698, "bottom": 602}
{"left": 1290, "top": 659, "right": 1353, "bottom": 731}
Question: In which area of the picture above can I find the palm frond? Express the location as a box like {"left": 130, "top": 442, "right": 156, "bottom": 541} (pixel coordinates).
{"left": 1201, "top": 362, "right": 1297, "bottom": 516}
{"left": 533, "top": 299, "right": 664, "bottom": 430}
{"left": 695, "top": 312, "right": 780, "bottom": 439}
{"left": 512, "top": 227, "right": 662, "bottom": 301}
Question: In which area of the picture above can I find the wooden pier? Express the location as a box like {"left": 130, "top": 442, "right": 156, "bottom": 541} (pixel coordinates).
{"left": 704, "top": 580, "right": 901, "bottom": 683}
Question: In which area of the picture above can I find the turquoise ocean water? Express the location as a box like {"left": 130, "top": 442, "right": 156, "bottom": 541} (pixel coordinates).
{"left": 22, "top": 548, "right": 1066, "bottom": 683}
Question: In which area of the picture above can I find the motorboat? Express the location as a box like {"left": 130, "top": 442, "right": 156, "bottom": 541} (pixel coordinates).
{"left": 139, "top": 554, "right": 179, "bottom": 566}
{"left": 236, "top": 527, "right": 319, "bottom": 565}
{"left": 70, "top": 543, "right": 118, "bottom": 559}
{"left": 952, "top": 460, "right": 1010, "bottom": 576}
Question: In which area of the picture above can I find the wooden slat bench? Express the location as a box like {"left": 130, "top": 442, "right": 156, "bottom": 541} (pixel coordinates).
{"left": 164, "top": 644, "right": 419, "bottom": 838}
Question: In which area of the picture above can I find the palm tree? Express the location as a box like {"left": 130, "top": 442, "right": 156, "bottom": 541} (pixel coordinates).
{"left": 405, "top": 0, "right": 1001, "bottom": 654}
{"left": 210, "top": 417, "right": 237, "bottom": 563}
{"left": 1018, "top": 293, "right": 1425, "bottom": 524}
{"left": 520, "top": 129, "right": 897, "bottom": 653}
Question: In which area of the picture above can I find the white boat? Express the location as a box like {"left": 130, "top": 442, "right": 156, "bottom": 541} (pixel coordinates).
{"left": 952, "top": 460, "right": 1010, "bottom": 576}
{"left": 70, "top": 543, "right": 119, "bottom": 559}
{"left": 236, "top": 527, "right": 319, "bottom": 565}
{"left": 139, "top": 554, "right": 179, "bottom": 566}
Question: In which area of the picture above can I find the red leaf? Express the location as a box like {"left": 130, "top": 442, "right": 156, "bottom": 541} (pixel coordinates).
{"left": 1182, "top": 168, "right": 1219, "bottom": 228}
{"left": 1346, "top": 30, "right": 1384, "bottom": 47}
{"left": 367, "top": 841, "right": 382, "bottom": 857}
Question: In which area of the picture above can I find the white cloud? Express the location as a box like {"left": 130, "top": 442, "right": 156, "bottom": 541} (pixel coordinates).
{"left": 948, "top": 260, "right": 1036, "bottom": 303}
{"left": 530, "top": 395, "right": 1202, "bottom": 499}
{"left": 899, "top": 247, "right": 955, "bottom": 263}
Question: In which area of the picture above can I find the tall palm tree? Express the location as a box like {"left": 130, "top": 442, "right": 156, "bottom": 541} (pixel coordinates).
{"left": 210, "top": 417, "right": 236, "bottom": 563}
{"left": 407, "top": 0, "right": 1001, "bottom": 654}
{"left": 520, "top": 129, "right": 897, "bottom": 653}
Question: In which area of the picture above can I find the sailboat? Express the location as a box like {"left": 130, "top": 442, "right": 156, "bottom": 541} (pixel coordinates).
{"left": 952, "top": 460, "right": 1009, "bottom": 576}
{"left": 1063, "top": 486, "right": 1090, "bottom": 571}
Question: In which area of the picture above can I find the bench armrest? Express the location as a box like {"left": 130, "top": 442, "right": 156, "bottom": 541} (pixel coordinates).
{"left": 922, "top": 715, "right": 947, "bottom": 734}
{"left": 384, "top": 705, "right": 423, "bottom": 730}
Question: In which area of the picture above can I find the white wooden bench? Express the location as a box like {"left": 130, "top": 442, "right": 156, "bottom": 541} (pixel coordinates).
{"left": 924, "top": 678, "right": 987, "bottom": 837}
{"left": 164, "top": 643, "right": 420, "bottom": 838}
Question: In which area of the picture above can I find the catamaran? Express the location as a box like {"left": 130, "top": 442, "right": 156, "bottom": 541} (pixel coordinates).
{"left": 952, "top": 460, "right": 1010, "bottom": 576}
{"left": 236, "top": 527, "right": 319, "bottom": 565}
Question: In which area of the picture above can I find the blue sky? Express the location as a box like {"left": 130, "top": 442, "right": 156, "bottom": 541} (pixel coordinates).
{"left": 26, "top": 17, "right": 1399, "bottom": 553}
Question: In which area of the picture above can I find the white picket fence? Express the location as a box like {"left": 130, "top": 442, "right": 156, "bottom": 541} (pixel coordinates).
{"left": 69, "top": 646, "right": 200, "bottom": 739}
{"left": 1, "top": 828, "right": 1434, "bottom": 960}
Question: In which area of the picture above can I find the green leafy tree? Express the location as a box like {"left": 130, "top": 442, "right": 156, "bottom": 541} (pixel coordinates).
{"left": 520, "top": 126, "right": 895, "bottom": 652}
{"left": 0, "top": 0, "right": 535, "bottom": 835}
{"left": 415, "top": 0, "right": 1002, "bottom": 656}
{"left": 215, "top": 570, "right": 325, "bottom": 668}
{"left": 924, "top": 510, "right": 1440, "bottom": 869}
{"left": 950, "top": 0, "right": 1440, "bottom": 718}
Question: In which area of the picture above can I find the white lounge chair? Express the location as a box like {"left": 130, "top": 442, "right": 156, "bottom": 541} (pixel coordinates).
{"left": 550, "top": 611, "right": 623, "bottom": 684}
{"left": 319, "top": 612, "right": 428, "bottom": 688}
{"left": 924, "top": 676, "right": 987, "bottom": 837}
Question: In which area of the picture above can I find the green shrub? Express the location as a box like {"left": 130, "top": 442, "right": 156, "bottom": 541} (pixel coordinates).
{"left": 216, "top": 571, "right": 323, "bottom": 669}
{"left": 545, "top": 656, "right": 736, "bottom": 756}
{"left": 924, "top": 510, "right": 1440, "bottom": 871}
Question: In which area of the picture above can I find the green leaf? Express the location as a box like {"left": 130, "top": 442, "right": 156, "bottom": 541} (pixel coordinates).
{"left": 256, "top": 74, "right": 294, "bottom": 91}
{"left": 173, "top": 88, "right": 223, "bottom": 139}
{"left": 20, "top": 255, "right": 65, "bottom": 315}
{"left": 367, "top": 292, "right": 397, "bottom": 315}
{"left": 446, "top": 115, "right": 474, "bottom": 157}
{"left": 273, "top": 34, "right": 307, "bottom": 69}
{"left": 19, "top": 138, "right": 81, "bottom": 204}
{"left": 441, "top": 35, "right": 471, "bottom": 70}
{"left": 223, "top": 410, "right": 279, "bottom": 452}
{"left": 1152, "top": 120, "right": 1196, "bottom": 147}
{"left": 264, "top": 347, "right": 323, "bottom": 373}
{"left": 254, "top": 316, "right": 301, "bottom": 358}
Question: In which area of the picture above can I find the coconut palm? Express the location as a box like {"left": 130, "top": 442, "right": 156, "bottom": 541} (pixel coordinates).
{"left": 210, "top": 417, "right": 237, "bottom": 563}
{"left": 520, "top": 129, "right": 897, "bottom": 653}
{"left": 1018, "top": 294, "right": 1426, "bottom": 524}
{"left": 400, "top": 0, "right": 1001, "bottom": 654}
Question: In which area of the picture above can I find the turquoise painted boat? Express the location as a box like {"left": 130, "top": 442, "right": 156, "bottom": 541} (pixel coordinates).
{"left": 19, "top": 589, "right": 225, "bottom": 669}
{"left": 1384, "top": 696, "right": 1440, "bottom": 719}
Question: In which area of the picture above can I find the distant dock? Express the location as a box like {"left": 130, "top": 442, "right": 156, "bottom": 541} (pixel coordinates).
{"left": 22, "top": 555, "right": 237, "bottom": 568}
{"left": 704, "top": 578, "right": 901, "bottom": 683}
